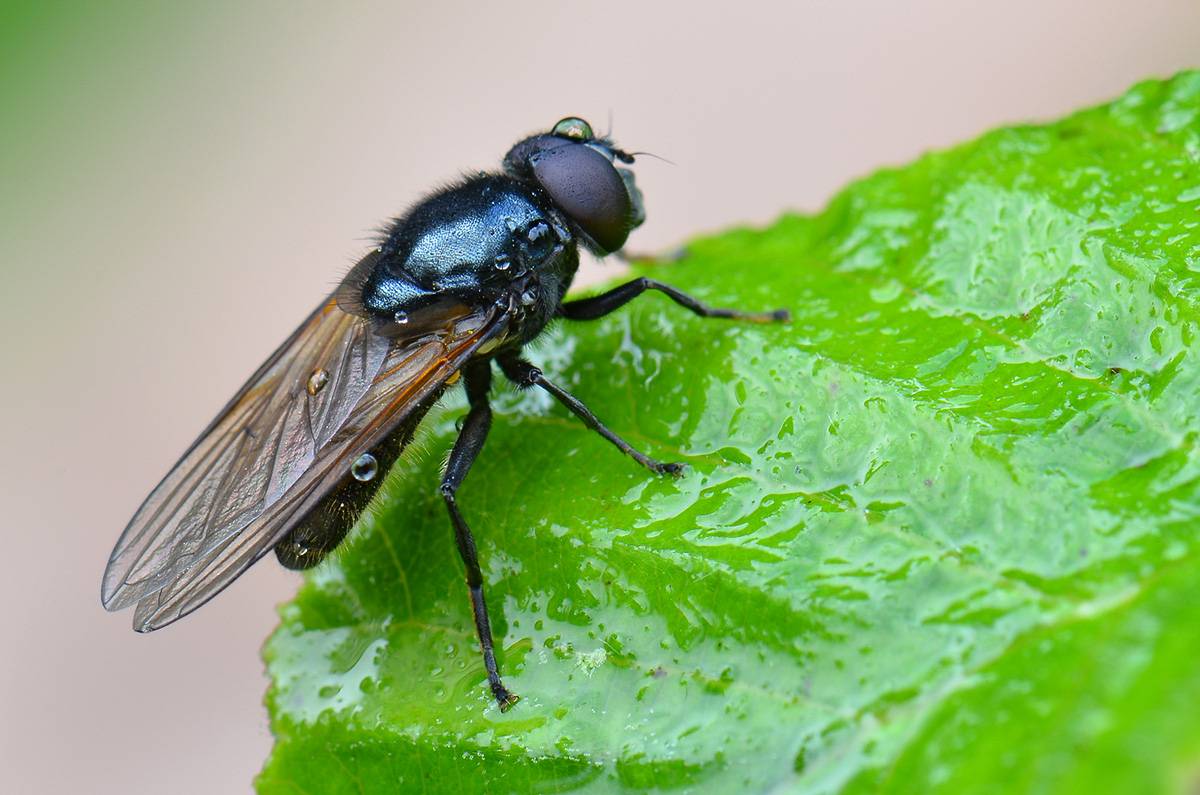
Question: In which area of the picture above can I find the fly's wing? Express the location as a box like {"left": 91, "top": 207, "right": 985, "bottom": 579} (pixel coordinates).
{"left": 103, "top": 273, "right": 508, "bottom": 631}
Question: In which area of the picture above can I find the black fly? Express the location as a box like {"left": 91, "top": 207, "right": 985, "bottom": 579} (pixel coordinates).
{"left": 101, "top": 117, "right": 790, "bottom": 710}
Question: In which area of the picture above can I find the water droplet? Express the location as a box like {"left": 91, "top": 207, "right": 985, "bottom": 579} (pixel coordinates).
{"left": 524, "top": 220, "right": 555, "bottom": 260}
{"left": 521, "top": 288, "right": 539, "bottom": 306}
{"left": 351, "top": 453, "right": 378, "bottom": 482}
{"left": 306, "top": 368, "right": 330, "bottom": 396}
{"left": 393, "top": 310, "right": 409, "bottom": 325}
{"left": 493, "top": 254, "right": 511, "bottom": 272}
{"left": 526, "top": 220, "right": 551, "bottom": 243}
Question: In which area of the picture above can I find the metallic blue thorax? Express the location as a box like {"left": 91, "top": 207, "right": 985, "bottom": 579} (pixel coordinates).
{"left": 361, "top": 175, "right": 579, "bottom": 334}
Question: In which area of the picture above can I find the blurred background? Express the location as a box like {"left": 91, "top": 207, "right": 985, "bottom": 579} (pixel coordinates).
{"left": 1, "top": 1, "right": 1196, "bottom": 792}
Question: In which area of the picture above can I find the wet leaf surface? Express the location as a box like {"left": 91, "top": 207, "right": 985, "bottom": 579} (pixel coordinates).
{"left": 259, "top": 73, "right": 1200, "bottom": 794}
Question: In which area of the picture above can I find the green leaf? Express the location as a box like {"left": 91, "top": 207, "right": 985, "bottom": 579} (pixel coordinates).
{"left": 259, "top": 72, "right": 1200, "bottom": 794}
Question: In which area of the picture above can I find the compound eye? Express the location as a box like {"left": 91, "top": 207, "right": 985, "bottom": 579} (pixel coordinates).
{"left": 531, "top": 144, "right": 632, "bottom": 253}
{"left": 551, "top": 117, "right": 594, "bottom": 141}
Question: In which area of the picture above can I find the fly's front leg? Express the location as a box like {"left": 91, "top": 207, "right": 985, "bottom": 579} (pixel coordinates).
{"left": 442, "top": 359, "right": 518, "bottom": 711}
{"left": 558, "top": 277, "right": 791, "bottom": 323}
{"left": 497, "top": 354, "right": 683, "bottom": 476}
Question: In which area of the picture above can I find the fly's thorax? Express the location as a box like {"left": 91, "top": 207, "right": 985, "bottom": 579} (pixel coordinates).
{"left": 352, "top": 174, "right": 579, "bottom": 335}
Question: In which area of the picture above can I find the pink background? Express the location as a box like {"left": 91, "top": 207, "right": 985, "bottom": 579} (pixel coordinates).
{"left": 2, "top": 2, "right": 1197, "bottom": 792}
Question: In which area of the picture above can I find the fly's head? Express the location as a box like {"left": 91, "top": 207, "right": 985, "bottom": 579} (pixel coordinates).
{"left": 504, "top": 117, "right": 645, "bottom": 256}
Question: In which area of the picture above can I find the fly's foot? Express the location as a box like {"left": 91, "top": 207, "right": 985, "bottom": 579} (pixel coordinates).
{"left": 652, "top": 460, "right": 686, "bottom": 477}
{"left": 494, "top": 686, "right": 520, "bottom": 712}
{"left": 741, "top": 307, "right": 792, "bottom": 323}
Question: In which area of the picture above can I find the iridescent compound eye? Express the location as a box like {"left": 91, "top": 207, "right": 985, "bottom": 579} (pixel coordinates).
{"left": 551, "top": 117, "right": 594, "bottom": 141}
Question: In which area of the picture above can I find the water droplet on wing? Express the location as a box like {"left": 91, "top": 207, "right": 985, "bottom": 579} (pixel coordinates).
{"left": 306, "top": 368, "right": 330, "bottom": 396}
{"left": 351, "top": 453, "right": 378, "bottom": 482}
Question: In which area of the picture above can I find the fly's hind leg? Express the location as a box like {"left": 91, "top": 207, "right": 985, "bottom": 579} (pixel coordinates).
{"left": 442, "top": 359, "right": 518, "bottom": 711}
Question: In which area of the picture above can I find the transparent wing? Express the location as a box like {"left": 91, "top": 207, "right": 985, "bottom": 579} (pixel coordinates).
{"left": 103, "top": 266, "right": 508, "bottom": 630}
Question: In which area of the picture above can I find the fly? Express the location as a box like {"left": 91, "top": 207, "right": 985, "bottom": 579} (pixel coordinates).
{"left": 101, "top": 117, "right": 790, "bottom": 710}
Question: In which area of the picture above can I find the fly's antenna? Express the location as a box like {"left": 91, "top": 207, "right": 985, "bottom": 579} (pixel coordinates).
{"left": 623, "top": 150, "right": 675, "bottom": 166}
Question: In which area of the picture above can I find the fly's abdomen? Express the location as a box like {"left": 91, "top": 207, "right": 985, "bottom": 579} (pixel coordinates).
{"left": 274, "top": 389, "right": 443, "bottom": 570}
